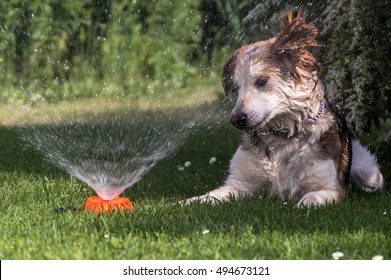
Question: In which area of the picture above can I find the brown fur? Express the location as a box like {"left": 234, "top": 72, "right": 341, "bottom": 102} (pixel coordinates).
{"left": 183, "top": 8, "right": 383, "bottom": 207}
{"left": 270, "top": 8, "right": 319, "bottom": 82}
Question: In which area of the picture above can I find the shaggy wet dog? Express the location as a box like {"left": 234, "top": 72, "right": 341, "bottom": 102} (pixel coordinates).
{"left": 185, "top": 9, "right": 383, "bottom": 207}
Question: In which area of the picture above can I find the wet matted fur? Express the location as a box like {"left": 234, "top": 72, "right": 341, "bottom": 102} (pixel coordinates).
{"left": 185, "top": 9, "right": 383, "bottom": 207}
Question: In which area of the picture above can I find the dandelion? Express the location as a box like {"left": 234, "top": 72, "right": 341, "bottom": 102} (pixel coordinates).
{"left": 184, "top": 161, "right": 191, "bottom": 167}
{"left": 178, "top": 166, "right": 184, "bottom": 171}
{"left": 383, "top": 211, "right": 387, "bottom": 216}
{"left": 104, "top": 233, "right": 110, "bottom": 239}
{"left": 371, "top": 255, "right": 384, "bottom": 260}
{"left": 332, "top": 251, "right": 344, "bottom": 260}
{"left": 209, "top": 157, "right": 217, "bottom": 164}
{"left": 202, "top": 229, "right": 210, "bottom": 236}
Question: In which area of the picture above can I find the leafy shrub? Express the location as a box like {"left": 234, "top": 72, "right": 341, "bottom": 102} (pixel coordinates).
{"left": 0, "top": 0, "right": 202, "bottom": 102}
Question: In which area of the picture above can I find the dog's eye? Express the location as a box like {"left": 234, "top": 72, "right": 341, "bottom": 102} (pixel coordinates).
{"left": 254, "top": 76, "right": 269, "bottom": 88}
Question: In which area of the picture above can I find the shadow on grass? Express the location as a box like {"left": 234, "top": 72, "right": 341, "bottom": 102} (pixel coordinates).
{"left": 0, "top": 125, "right": 61, "bottom": 175}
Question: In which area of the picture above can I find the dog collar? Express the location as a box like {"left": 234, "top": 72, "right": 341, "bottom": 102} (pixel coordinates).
{"left": 309, "top": 100, "right": 325, "bottom": 124}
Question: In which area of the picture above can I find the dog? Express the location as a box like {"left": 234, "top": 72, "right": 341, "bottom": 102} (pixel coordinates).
{"left": 184, "top": 9, "right": 383, "bottom": 207}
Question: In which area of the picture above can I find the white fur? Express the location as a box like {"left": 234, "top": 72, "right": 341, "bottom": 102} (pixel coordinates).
{"left": 183, "top": 123, "right": 384, "bottom": 208}
{"left": 183, "top": 23, "right": 383, "bottom": 207}
{"left": 183, "top": 60, "right": 383, "bottom": 208}
{"left": 350, "top": 140, "right": 383, "bottom": 192}
{"left": 184, "top": 140, "right": 344, "bottom": 207}
{"left": 298, "top": 190, "right": 342, "bottom": 207}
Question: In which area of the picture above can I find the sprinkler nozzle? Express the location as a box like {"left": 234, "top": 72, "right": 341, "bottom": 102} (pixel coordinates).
{"left": 80, "top": 195, "right": 133, "bottom": 214}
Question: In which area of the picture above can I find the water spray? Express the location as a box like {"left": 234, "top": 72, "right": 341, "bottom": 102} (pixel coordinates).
{"left": 12, "top": 97, "right": 225, "bottom": 214}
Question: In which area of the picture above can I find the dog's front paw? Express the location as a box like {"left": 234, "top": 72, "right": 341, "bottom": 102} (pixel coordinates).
{"left": 296, "top": 190, "right": 343, "bottom": 207}
{"left": 180, "top": 194, "right": 220, "bottom": 205}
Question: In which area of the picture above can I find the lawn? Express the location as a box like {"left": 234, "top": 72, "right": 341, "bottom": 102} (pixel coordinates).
{"left": 0, "top": 90, "right": 390, "bottom": 260}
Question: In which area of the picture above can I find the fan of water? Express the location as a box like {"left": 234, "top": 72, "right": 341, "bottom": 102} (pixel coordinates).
{"left": 14, "top": 101, "right": 219, "bottom": 200}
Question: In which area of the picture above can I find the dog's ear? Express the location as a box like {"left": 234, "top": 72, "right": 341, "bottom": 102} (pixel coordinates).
{"left": 272, "top": 8, "right": 318, "bottom": 53}
{"left": 270, "top": 8, "right": 319, "bottom": 81}
{"left": 221, "top": 52, "right": 239, "bottom": 96}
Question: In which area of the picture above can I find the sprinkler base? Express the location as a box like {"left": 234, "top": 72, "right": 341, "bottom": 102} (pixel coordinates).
{"left": 80, "top": 196, "right": 133, "bottom": 214}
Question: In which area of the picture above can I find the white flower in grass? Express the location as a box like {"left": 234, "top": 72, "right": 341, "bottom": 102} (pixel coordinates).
{"left": 209, "top": 157, "right": 217, "bottom": 164}
{"left": 202, "top": 229, "right": 210, "bottom": 236}
{"left": 184, "top": 161, "right": 191, "bottom": 168}
{"left": 372, "top": 255, "right": 384, "bottom": 260}
{"left": 332, "top": 251, "right": 344, "bottom": 260}
{"left": 178, "top": 166, "right": 185, "bottom": 171}
{"left": 104, "top": 233, "right": 110, "bottom": 239}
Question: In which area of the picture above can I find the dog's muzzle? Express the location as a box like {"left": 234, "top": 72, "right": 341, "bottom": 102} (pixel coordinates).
{"left": 230, "top": 112, "right": 248, "bottom": 129}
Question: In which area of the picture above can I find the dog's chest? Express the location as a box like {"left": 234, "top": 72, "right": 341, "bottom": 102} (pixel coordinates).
{"left": 246, "top": 139, "right": 313, "bottom": 184}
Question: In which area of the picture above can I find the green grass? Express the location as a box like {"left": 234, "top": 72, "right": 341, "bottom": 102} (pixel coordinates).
{"left": 0, "top": 99, "right": 390, "bottom": 260}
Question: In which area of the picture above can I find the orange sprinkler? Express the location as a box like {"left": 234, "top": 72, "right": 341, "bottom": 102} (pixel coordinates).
{"left": 80, "top": 195, "right": 133, "bottom": 214}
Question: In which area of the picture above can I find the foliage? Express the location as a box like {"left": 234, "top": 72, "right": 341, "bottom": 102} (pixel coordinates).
{"left": 320, "top": 0, "right": 391, "bottom": 134}
{"left": 0, "top": 0, "right": 202, "bottom": 102}
{"left": 198, "top": 0, "right": 256, "bottom": 65}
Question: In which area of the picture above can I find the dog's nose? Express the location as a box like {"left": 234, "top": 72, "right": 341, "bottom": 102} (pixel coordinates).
{"left": 230, "top": 112, "right": 247, "bottom": 129}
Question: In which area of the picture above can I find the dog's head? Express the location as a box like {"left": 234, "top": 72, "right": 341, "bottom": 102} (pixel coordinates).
{"left": 223, "top": 9, "right": 322, "bottom": 134}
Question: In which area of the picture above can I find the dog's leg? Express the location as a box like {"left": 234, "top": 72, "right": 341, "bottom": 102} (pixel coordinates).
{"left": 297, "top": 189, "right": 345, "bottom": 207}
{"left": 296, "top": 159, "right": 346, "bottom": 207}
{"left": 349, "top": 140, "right": 383, "bottom": 192}
{"left": 182, "top": 147, "right": 261, "bottom": 205}
{"left": 182, "top": 184, "right": 253, "bottom": 204}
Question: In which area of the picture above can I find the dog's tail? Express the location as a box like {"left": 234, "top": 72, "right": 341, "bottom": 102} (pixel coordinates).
{"left": 349, "top": 140, "right": 383, "bottom": 192}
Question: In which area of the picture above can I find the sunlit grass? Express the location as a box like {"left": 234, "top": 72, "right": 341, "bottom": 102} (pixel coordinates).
{"left": 0, "top": 144, "right": 389, "bottom": 260}
{"left": 0, "top": 81, "right": 222, "bottom": 125}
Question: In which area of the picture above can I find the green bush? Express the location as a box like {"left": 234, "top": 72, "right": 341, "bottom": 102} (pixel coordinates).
{"left": 0, "top": 0, "right": 202, "bottom": 102}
